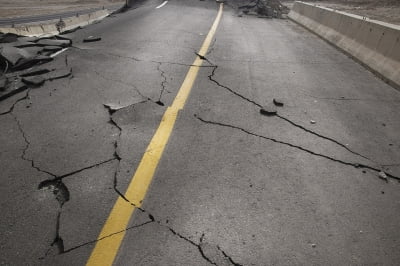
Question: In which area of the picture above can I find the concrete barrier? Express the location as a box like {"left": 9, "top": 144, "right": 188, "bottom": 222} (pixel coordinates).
{"left": 0, "top": 10, "right": 109, "bottom": 37}
{"left": 289, "top": 1, "right": 400, "bottom": 89}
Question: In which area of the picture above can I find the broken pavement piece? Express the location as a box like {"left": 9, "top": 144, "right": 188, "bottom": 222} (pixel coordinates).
{"left": 0, "top": 45, "right": 34, "bottom": 66}
{"left": 0, "top": 33, "right": 19, "bottom": 43}
{"left": 378, "top": 171, "right": 388, "bottom": 182}
{"left": 260, "top": 103, "right": 277, "bottom": 116}
{"left": 83, "top": 36, "right": 102, "bottom": 43}
{"left": 273, "top": 98, "right": 284, "bottom": 106}
{"left": 46, "top": 68, "right": 72, "bottom": 81}
{"left": 13, "top": 55, "right": 53, "bottom": 71}
{"left": 20, "top": 68, "right": 51, "bottom": 77}
{"left": 36, "top": 39, "right": 71, "bottom": 47}
{"left": 22, "top": 76, "right": 46, "bottom": 87}
{"left": 0, "top": 77, "right": 7, "bottom": 90}
{"left": 43, "top": 46, "right": 63, "bottom": 52}
{"left": 0, "top": 79, "right": 28, "bottom": 101}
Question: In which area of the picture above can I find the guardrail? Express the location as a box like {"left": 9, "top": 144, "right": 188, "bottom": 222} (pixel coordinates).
{"left": 289, "top": 1, "right": 400, "bottom": 90}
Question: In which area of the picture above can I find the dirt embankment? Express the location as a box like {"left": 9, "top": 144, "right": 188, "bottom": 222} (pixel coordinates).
{"left": 0, "top": 0, "right": 124, "bottom": 18}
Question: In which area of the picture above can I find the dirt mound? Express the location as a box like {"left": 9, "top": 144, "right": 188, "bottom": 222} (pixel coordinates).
{"left": 229, "top": 0, "right": 290, "bottom": 18}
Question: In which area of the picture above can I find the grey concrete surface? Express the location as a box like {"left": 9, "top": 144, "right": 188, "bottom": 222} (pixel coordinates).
{"left": 0, "top": 0, "right": 399, "bottom": 265}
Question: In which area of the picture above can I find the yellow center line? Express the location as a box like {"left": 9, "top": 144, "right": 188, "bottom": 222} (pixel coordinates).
{"left": 86, "top": 3, "right": 224, "bottom": 266}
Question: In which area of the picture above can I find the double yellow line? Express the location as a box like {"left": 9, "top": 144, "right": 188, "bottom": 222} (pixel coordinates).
{"left": 86, "top": 3, "right": 224, "bottom": 265}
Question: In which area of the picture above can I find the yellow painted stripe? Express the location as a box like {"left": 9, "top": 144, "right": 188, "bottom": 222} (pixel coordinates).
{"left": 86, "top": 4, "right": 224, "bottom": 266}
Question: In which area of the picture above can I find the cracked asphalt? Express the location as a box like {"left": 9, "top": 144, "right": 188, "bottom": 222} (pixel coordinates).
{"left": 1, "top": 0, "right": 400, "bottom": 265}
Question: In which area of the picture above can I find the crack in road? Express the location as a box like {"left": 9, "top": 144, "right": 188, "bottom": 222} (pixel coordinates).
{"left": 12, "top": 108, "right": 119, "bottom": 258}
{"left": 156, "top": 62, "right": 168, "bottom": 106}
{"left": 205, "top": 61, "right": 378, "bottom": 165}
{"left": 0, "top": 89, "right": 30, "bottom": 116}
{"left": 64, "top": 103, "right": 243, "bottom": 265}
{"left": 195, "top": 114, "right": 400, "bottom": 182}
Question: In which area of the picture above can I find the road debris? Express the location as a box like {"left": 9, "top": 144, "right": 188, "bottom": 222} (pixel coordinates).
{"left": 310, "top": 120, "right": 316, "bottom": 124}
{"left": 232, "top": 0, "right": 289, "bottom": 18}
{"left": 260, "top": 103, "right": 277, "bottom": 116}
{"left": 0, "top": 34, "right": 73, "bottom": 101}
{"left": 83, "top": 36, "right": 102, "bottom": 42}
{"left": 273, "top": 98, "right": 284, "bottom": 106}
{"left": 378, "top": 171, "right": 388, "bottom": 182}
{"left": 22, "top": 76, "right": 46, "bottom": 87}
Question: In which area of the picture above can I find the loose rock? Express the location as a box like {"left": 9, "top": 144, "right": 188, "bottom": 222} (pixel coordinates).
{"left": 83, "top": 36, "right": 102, "bottom": 43}
{"left": 378, "top": 171, "right": 388, "bottom": 182}
{"left": 273, "top": 98, "right": 284, "bottom": 106}
{"left": 260, "top": 103, "right": 277, "bottom": 116}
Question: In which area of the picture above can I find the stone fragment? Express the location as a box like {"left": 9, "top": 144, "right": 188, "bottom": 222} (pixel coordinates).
{"left": 260, "top": 103, "right": 277, "bottom": 116}
{"left": 22, "top": 76, "right": 45, "bottom": 87}
{"left": 83, "top": 36, "right": 102, "bottom": 43}
{"left": 378, "top": 171, "right": 388, "bottom": 182}
{"left": 310, "top": 120, "right": 316, "bottom": 124}
{"left": 273, "top": 98, "right": 284, "bottom": 106}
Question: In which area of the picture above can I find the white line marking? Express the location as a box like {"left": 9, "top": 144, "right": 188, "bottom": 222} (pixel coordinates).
{"left": 156, "top": 1, "right": 168, "bottom": 9}
{"left": 50, "top": 48, "right": 68, "bottom": 58}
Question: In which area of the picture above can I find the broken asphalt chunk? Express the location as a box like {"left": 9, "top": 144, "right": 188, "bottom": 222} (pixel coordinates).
{"left": 273, "top": 98, "right": 284, "bottom": 106}
{"left": 43, "top": 46, "right": 63, "bottom": 52}
{"left": 36, "top": 39, "right": 71, "bottom": 47}
{"left": 0, "top": 45, "right": 34, "bottom": 66}
{"left": 20, "top": 68, "right": 51, "bottom": 77}
{"left": 46, "top": 68, "right": 72, "bottom": 81}
{"left": 22, "top": 76, "right": 45, "bottom": 87}
{"left": 0, "top": 79, "right": 28, "bottom": 101}
{"left": 0, "top": 77, "right": 7, "bottom": 90}
{"left": 260, "top": 103, "right": 277, "bottom": 116}
{"left": 13, "top": 55, "right": 53, "bottom": 71}
{"left": 0, "top": 33, "right": 19, "bottom": 43}
{"left": 83, "top": 36, "right": 102, "bottom": 42}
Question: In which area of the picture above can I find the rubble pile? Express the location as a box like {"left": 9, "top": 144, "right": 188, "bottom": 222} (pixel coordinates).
{"left": 232, "top": 0, "right": 290, "bottom": 18}
{"left": 0, "top": 33, "right": 72, "bottom": 101}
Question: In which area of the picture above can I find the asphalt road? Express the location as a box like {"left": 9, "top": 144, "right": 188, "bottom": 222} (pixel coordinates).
{"left": 1, "top": 0, "right": 400, "bottom": 265}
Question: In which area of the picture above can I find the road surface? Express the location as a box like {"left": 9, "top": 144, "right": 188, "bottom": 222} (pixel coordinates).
{"left": 1, "top": 0, "right": 399, "bottom": 265}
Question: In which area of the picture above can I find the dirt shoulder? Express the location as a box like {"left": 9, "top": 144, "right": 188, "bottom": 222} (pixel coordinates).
{"left": 282, "top": 0, "right": 400, "bottom": 25}
{"left": 0, "top": 0, "right": 125, "bottom": 19}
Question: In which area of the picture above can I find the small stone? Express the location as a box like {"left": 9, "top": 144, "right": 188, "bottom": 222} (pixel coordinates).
{"left": 22, "top": 76, "right": 45, "bottom": 87}
{"left": 273, "top": 98, "right": 284, "bottom": 106}
{"left": 310, "top": 120, "right": 316, "bottom": 124}
{"left": 311, "top": 243, "right": 316, "bottom": 248}
{"left": 378, "top": 171, "right": 388, "bottom": 182}
{"left": 260, "top": 103, "right": 277, "bottom": 116}
{"left": 83, "top": 36, "right": 102, "bottom": 43}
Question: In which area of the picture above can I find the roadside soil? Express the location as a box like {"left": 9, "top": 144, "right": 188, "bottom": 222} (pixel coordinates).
{"left": 0, "top": 0, "right": 125, "bottom": 18}
{"left": 282, "top": 0, "right": 400, "bottom": 25}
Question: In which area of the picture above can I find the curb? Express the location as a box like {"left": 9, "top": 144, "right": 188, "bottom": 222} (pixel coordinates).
{"left": 288, "top": 1, "right": 400, "bottom": 90}
{"left": 0, "top": 10, "right": 110, "bottom": 37}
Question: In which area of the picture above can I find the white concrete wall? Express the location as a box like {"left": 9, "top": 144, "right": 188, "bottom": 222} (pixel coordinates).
{"left": 289, "top": 1, "right": 400, "bottom": 89}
